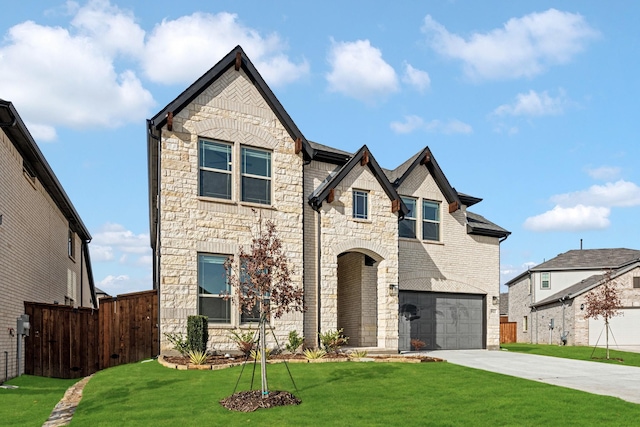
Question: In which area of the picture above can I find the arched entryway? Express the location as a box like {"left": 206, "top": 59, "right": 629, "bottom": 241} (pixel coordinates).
{"left": 336, "top": 250, "right": 380, "bottom": 346}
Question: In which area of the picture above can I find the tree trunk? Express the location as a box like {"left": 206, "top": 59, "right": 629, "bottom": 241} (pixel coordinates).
{"left": 605, "top": 318, "right": 610, "bottom": 360}
{"left": 260, "top": 305, "right": 268, "bottom": 397}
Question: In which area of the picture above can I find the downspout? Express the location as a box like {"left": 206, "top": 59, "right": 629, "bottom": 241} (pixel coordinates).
{"left": 316, "top": 206, "right": 322, "bottom": 348}
{"left": 82, "top": 240, "right": 97, "bottom": 308}
{"left": 560, "top": 296, "right": 568, "bottom": 345}
{"left": 80, "top": 238, "right": 84, "bottom": 306}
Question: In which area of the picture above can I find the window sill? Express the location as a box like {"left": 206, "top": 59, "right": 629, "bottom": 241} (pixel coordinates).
{"left": 239, "top": 201, "right": 276, "bottom": 210}
{"left": 68, "top": 255, "right": 76, "bottom": 263}
{"left": 421, "top": 239, "right": 444, "bottom": 246}
{"left": 350, "top": 218, "right": 371, "bottom": 224}
{"left": 198, "top": 196, "right": 236, "bottom": 205}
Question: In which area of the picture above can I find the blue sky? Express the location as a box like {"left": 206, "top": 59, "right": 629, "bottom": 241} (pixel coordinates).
{"left": 2, "top": 1, "right": 639, "bottom": 295}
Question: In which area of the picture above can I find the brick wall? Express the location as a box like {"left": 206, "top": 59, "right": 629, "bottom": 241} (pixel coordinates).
{"left": 0, "top": 128, "right": 87, "bottom": 380}
{"left": 396, "top": 163, "right": 502, "bottom": 349}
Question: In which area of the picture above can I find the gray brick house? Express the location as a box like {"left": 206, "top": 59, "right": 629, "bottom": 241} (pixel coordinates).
{"left": 507, "top": 248, "right": 640, "bottom": 347}
{"left": 147, "top": 46, "right": 509, "bottom": 354}
{"left": 0, "top": 100, "right": 97, "bottom": 380}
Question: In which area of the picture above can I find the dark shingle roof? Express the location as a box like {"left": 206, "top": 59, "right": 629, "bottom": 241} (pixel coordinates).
{"left": 532, "top": 249, "right": 640, "bottom": 271}
{"left": 467, "top": 211, "right": 511, "bottom": 239}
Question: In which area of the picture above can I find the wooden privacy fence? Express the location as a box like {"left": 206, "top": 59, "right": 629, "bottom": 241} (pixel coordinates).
{"left": 500, "top": 321, "right": 517, "bottom": 344}
{"left": 24, "top": 290, "right": 158, "bottom": 379}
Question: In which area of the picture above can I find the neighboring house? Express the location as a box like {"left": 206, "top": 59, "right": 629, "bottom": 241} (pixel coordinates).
{"left": 147, "top": 46, "right": 509, "bottom": 354}
{"left": 499, "top": 292, "right": 509, "bottom": 320}
{"left": 507, "top": 248, "right": 640, "bottom": 347}
{"left": 0, "top": 99, "right": 97, "bottom": 380}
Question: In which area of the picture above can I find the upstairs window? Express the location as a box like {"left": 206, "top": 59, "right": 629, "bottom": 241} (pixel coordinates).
{"left": 68, "top": 229, "right": 76, "bottom": 259}
{"left": 199, "top": 140, "right": 232, "bottom": 199}
{"left": 422, "top": 200, "right": 440, "bottom": 241}
{"left": 353, "top": 190, "right": 368, "bottom": 219}
{"left": 399, "top": 197, "right": 417, "bottom": 238}
{"left": 541, "top": 272, "right": 551, "bottom": 289}
{"left": 241, "top": 147, "right": 271, "bottom": 204}
{"left": 634, "top": 277, "right": 640, "bottom": 289}
{"left": 198, "top": 254, "right": 231, "bottom": 323}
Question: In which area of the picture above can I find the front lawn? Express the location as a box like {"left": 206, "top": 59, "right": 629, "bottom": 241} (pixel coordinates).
{"left": 71, "top": 359, "right": 640, "bottom": 426}
{"left": 501, "top": 344, "right": 640, "bottom": 367}
{"left": 0, "top": 375, "right": 77, "bottom": 426}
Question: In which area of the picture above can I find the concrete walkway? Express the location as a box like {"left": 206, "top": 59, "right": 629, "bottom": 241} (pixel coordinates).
{"left": 428, "top": 349, "right": 640, "bottom": 404}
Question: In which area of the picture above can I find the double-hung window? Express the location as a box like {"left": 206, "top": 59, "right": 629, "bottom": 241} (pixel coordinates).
{"left": 238, "top": 261, "right": 264, "bottom": 323}
{"left": 399, "top": 197, "right": 417, "bottom": 238}
{"left": 199, "top": 140, "right": 232, "bottom": 199}
{"left": 353, "top": 190, "right": 368, "bottom": 219}
{"left": 241, "top": 147, "right": 271, "bottom": 204}
{"left": 541, "top": 272, "right": 550, "bottom": 289}
{"left": 422, "top": 200, "right": 440, "bottom": 241}
{"left": 198, "top": 254, "right": 231, "bottom": 323}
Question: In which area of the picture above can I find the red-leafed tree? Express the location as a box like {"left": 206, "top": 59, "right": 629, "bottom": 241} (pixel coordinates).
{"left": 583, "top": 270, "right": 622, "bottom": 359}
{"left": 225, "top": 217, "right": 304, "bottom": 397}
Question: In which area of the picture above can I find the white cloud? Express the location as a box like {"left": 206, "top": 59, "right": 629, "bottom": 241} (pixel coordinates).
{"left": 142, "top": 12, "right": 309, "bottom": 87}
{"left": 91, "top": 222, "right": 150, "bottom": 255}
{"left": 551, "top": 180, "right": 640, "bottom": 208}
{"left": 0, "top": 1, "right": 154, "bottom": 137}
{"left": 391, "top": 115, "right": 472, "bottom": 135}
{"left": 586, "top": 166, "right": 621, "bottom": 181}
{"left": 90, "top": 245, "right": 114, "bottom": 262}
{"left": 402, "top": 63, "right": 431, "bottom": 92}
{"left": 390, "top": 115, "right": 425, "bottom": 134}
{"left": 326, "top": 39, "right": 399, "bottom": 103}
{"left": 493, "top": 89, "right": 569, "bottom": 116}
{"left": 23, "top": 122, "right": 58, "bottom": 142}
{"left": 422, "top": 9, "right": 599, "bottom": 80}
{"left": 97, "top": 274, "right": 151, "bottom": 296}
{"left": 524, "top": 205, "right": 610, "bottom": 232}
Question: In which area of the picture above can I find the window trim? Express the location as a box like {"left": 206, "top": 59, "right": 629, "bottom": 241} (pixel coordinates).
{"left": 352, "top": 190, "right": 369, "bottom": 220}
{"left": 633, "top": 277, "right": 640, "bottom": 289}
{"left": 421, "top": 200, "right": 441, "bottom": 242}
{"left": 240, "top": 146, "right": 272, "bottom": 205}
{"left": 399, "top": 196, "right": 417, "bottom": 238}
{"left": 198, "top": 139, "right": 233, "bottom": 200}
{"left": 523, "top": 316, "right": 528, "bottom": 332}
{"left": 198, "top": 253, "right": 232, "bottom": 324}
{"left": 541, "top": 272, "right": 551, "bottom": 290}
{"left": 68, "top": 229, "right": 76, "bottom": 260}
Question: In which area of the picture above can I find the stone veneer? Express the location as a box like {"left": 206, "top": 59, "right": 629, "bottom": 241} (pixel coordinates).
{"left": 158, "top": 67, "right": 304, "bottom": 352}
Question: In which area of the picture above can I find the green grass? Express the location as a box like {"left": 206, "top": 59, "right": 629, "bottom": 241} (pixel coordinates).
{"left": 69, "top": 359, "right": 640, "bottom": 426}
{"left": 501, "top": 343, "right": 640, "bottom": 367}
{"left": 0, "top": 375, "right": 77, "bottom": 426}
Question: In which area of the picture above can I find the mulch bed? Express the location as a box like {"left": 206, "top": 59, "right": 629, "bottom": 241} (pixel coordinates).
{"left": 219, "top": 390, "right": 301, "bottom": 412}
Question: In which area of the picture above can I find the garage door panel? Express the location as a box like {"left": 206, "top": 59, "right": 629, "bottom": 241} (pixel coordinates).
{"left": 399, "top": 291, "right": 485, "bottom": 350}
{"left": 589, "top": 309, "right": 640, "bottom": 346}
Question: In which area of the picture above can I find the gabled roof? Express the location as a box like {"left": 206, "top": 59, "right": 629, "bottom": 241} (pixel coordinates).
{"left": 0, "top": 100, "right": 91, "bottom": 241}
{"left": 388, "top": 146, "right": 462, "bottom": 210}
{"left": 308, "top": 145, "right": 408, "bottom": 217}
{"left": 532, "top": 249, "right": 640, "bottom": 271}
{"left": 532, "top": 259, "right": 640, "bottom": 308}
{"left": 467, "top": 211, "right": 511, "bottom": 239}
{"left": 147, "top": 45, "right": 314, "bottom": 160}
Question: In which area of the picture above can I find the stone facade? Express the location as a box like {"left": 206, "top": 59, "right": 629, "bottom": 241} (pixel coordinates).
{"left": 150, "top": 46, "right": 508, "bottom": 354}
{"left": 0, "top": 123, "right": 92, "bottom": 381}
{"left": 158, "top": 67, "right": 304, "bottom": 352}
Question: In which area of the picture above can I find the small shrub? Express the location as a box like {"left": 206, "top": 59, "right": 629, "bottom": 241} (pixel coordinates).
{"left": 164, "top": 332, "right": 189, "bottom": 356}
{"left": 187, "top": 349, "right": 208, "bottom": 365}
{"left": 228, "top": 328, "right": 257, "bottom": 356}
{"left": 348, "top": 349, "right": 368, "bottom": 359}
{"left": 319, "top": 329, "right": 349, "bottom": 353}
{"left": 285, "top": 330, "right": 304, "bottom": 354}
{"left": 410, "top": 339, "right": 426, "bottom": 351}
{"left": 303, "top": 348, "right": 327, "bottom": 360}
{"left": 187, "top": 315, "right": 209, "bottom": 353}
{"left": 250, "top": 348, "right": 272, "bottom": 361}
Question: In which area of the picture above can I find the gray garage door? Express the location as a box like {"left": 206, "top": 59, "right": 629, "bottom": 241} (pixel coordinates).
{"left": 399, "top": 291, "right": 485, "bottom": 350}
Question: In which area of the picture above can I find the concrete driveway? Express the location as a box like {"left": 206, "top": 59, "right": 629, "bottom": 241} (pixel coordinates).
{"left": 427, "top": 349, "right": 640, "bottom": 404}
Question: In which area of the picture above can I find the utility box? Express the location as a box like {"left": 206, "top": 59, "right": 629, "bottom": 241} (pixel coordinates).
{"left": 17, "top": 314, "right": 30, "bottom": 337}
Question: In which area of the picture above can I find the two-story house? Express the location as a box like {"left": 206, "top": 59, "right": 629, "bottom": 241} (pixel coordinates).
{"left": 507, "top": 248, "right": 640, "bottom": 347}
{"left": 147, "top": 46, "right": 509, "bottom": 354}
{"left": 0, "top": 99, "right": 96, "bottom": 380}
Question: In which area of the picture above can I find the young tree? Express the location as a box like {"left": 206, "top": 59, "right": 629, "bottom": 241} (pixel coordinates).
{"left": 225, "top": 217, "right": 304, "bottom": 397}
{"left": 583, "top": 270, "right": 622, "bottom": 359}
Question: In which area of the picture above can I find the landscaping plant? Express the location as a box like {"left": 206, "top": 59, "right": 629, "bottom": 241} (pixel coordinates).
{"left": 411, "top": 339, "right": 426, "bottom": 351}
{"left": 164, "top": 332, "right": 189, "bottom": 356}
{"left": 583, "top": 269, "right": 622, "bottom": 359}
{"left": 319, "top": 328, "right": 348, "bottom": 353}
{"left": 187, "top": 349, "right": 208, "bottom": 365}
{"left": 228, "top": 328, "right": 257, "bottom": 356}
{"left": 285, "top": 330, "right": 304, "bottom": 354}
{"left": 187, "top": 315, "right": 209, "bottom": 354}
{"left": 224, "top": 216, "right": 304, "bottom": 398}
{"left": 303, "top": 348, "right": 327, "bottom": 360}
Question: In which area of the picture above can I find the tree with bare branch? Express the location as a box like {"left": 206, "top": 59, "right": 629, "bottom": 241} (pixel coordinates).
{"left": 225, "top": 217, "right": 304, "bottom": 397}
{"left": 583, "top": 269, "right": 622, "bottom": 359}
